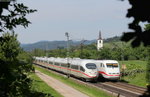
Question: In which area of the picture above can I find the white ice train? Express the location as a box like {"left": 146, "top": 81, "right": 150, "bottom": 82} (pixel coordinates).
{"left": 34, "top": 57, "right": 120, "bottom": 81}
{"left": 34, "top": 57, "right": 98, "bottom": 81}
{"left": 94, "top": 60, "right": 120, "bottom": 80}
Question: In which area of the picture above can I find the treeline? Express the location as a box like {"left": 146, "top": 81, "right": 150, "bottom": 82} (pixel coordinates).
{"left": 30, "top": 41, "right": 149, "bottom": 61}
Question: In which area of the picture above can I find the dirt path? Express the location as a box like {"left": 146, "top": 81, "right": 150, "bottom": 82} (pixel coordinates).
{"left": 35, "top": 70, "right": 89, "bottom": 97}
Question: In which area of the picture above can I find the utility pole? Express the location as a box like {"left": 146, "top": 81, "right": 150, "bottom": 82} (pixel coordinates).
{"left": 65, "top": 32, "right": 70, "bottom": 78}
{"left": 80, "top": 39, "right": 87, "bottom": 59}
{"left": 46, "top": 42, "right": 48, "bottom": 57}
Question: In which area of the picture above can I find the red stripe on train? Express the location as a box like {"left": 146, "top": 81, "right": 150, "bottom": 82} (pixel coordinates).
{"left": 99, "top": 71, "right": 120, "bottom": 76}
{"left": 38, "top": 62, "right": 97, "bottom": 78}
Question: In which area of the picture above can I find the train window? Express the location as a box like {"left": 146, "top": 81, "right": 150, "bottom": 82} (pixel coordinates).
{"left": 100, "top": 63, "right": 105, "bottom": 67}
{"left": 61, "top": 64, "right": 68, "bottom": 67}
{"left": 55, "top": 62, "right": 60, "bottom": 66}
{"left": 80, "top": 66, "right": 85, "bottom": 72}
{"left": 106, "top": 63, "right": 118, "bottom": 68}
{"left": 71, "top": 65, "right": 78, "bottom": 70}
{"left": 103, "top": 64, "right": 105, "bottom": 67}
{"left": 49, "top": 62, "right": 53, "bottom": 64}
{"left": 100, "top": 63, "right": 103, "bottom": 67}
{"left": 113, "top": 63, "right": 118, "bottom": 67}
{"left": 86, "top": 63, "right": 96, "bottom": 69}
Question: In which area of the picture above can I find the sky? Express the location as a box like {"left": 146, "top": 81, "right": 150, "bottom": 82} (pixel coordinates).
{"left": 15, "top": 0, "right": 131, "bottom": 44}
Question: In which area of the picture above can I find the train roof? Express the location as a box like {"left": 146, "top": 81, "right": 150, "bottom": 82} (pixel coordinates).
{"left": 69, "top": 58, "right": 97, "bottom": 66}
{"left": 94, "top": 60, "right": 119, "bottom": 63}
{"left": 34, "top": 57, "right": 119, "bottom": 65}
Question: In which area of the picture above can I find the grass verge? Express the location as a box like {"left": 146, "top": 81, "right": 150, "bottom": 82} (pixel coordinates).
{"left": 34, "top": 65, "right": 113, "bottom": 97}
{"left": 121, "top": 72, "right": 147, "bottom": 88}
{"left": 30, "top": 72, "right": 63, "bottom": 97}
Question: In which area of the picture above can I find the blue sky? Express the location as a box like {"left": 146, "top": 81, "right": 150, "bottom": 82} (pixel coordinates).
{"left": 16, "top": 0, "right": 131, "bottom": 43}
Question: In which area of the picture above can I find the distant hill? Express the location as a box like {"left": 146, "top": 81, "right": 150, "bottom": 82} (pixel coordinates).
{"left": 104, "top": 36, "right": 121, "bottom": 43}
{"left": 21, "top": 36, "right": 121, "bottom": 51}
{"left": 21, "top": 40, "right": 96, "bottom": 51}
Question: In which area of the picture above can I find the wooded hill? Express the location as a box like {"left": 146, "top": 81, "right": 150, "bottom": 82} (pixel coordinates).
{"left": 21, "top": 36, "right": 120, "bottom": 51}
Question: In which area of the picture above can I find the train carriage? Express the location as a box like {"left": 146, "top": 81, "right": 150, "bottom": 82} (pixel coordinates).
{"left": 69, "top": 59, "right": 98, "bottom": 81}
{"left": 94, "top": 60, "right": 120, "bottom": 80}
{"left": 47, "top": 57, "right": 55, "bottom": 69}
{"left": 34, "top": 57, "right": 99, "bottom": 81}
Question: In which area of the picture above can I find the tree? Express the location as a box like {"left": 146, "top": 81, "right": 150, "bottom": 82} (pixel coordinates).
{"left": 144, "top": 24, "right": 150, "bottom": 31}
{"left": 0, "top": 0, "right": 37, "bottom": 33}
{"left": 0, "top": 1, "right": 51, "bottom": 97}
{"left": 0, "top": 33, "right": 51, "bottom": 97}
{"left": 0, "top": 32, "right": 32, "bottom": 96}
{"left": 121, "top": 0, "right": 150, "bottom": 47}
{"left": 97, "top": 47, "right": 112, "bottom": 60}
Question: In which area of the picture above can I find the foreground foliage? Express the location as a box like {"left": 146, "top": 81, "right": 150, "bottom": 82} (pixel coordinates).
{"left": 0, "top": 32, "right": 33, "bottom": 96}
{"left": 0, "top": 33, "right": 52, "bottom": 97}
{"left": 0, "top": 1, "right": 51, "bottom": 96}
{"left": 0, "top": 1, "right": 37, "bottom": 32}
{"left": 121, "top": 0, "right": 150, "bottom": 47}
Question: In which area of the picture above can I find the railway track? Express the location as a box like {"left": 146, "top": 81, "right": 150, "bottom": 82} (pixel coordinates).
{"left": 91, "top": 82, "right": 148, "bottom": 97}
{"left": 34, "top": 63, "right": 149, "bottom": 97}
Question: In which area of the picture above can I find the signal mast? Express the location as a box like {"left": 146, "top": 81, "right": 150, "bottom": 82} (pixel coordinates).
{"left": 65, "top": 32, "right": 70, "bottom": 78}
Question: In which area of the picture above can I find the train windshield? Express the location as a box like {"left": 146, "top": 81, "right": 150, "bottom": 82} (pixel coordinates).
{"left": 86, "top": 63, "right": 96, "bottom": 69}
{"left": 106, "top": 63, "right": 118, "bottom": 68}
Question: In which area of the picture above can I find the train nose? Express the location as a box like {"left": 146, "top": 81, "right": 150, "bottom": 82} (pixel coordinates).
{"left": 89, "top": 71, "right": 97, "bottom": 76}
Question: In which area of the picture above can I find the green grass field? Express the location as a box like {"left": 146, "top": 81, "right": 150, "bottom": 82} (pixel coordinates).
{"left": 119, "top": 60, "right": 147, "bottom": 70}
{"left": 30, "top": 73, "right": 63, "bottom": 97}
{"left": 119, "top": 60, "right": 148, "bottom": 88}
{"left": 34, "top": 66, "right": 113, "bottom": 97}
{"left": 121, "top": 72, "right": 147, "bottom": 88}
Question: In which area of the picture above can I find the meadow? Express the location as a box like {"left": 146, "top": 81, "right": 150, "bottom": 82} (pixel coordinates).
{"left": 119, "top": 60, "right": 148, "bottom": 88}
